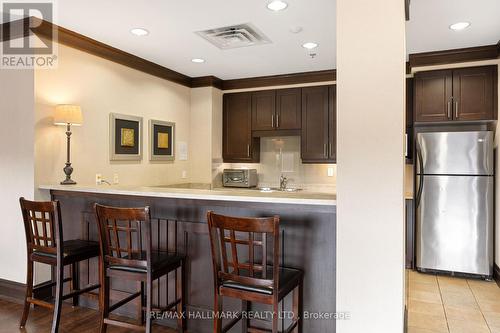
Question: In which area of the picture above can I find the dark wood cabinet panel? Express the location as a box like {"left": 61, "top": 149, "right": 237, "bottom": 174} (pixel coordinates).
{"left": 406, "top": 78, "right": 414, "bottom": 163}
{"left": 328, "top": 86, "right": 336, "bottom": 161}
{"left": 276, "top": 88, "right": 302, "bottom": 130}
{"left": 251, "top": 90, "right": 276, "bottom": 131}
{"left": 414, "top": 70, "right": 453, "bottom": 122}
{"left": 223, "top": 92, "right": 259, "bottom": 162}
{"left": 452, "top": 66, "right": 497, "bottom": 121}
{"left": 301, "top": 86, "right": 330, "bottom": 162}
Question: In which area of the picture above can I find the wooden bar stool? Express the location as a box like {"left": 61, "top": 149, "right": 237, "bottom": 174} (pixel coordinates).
{"left": 207, "top": 211, "right": 303, "bottom": 333}
{"left": 94, "top": 204, "right": 186, "bottom": 333}
{"left": 19, "top": 197, "right": 101, "bottom": 333}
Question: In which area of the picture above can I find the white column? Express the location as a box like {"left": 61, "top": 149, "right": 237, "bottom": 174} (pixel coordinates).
{"left": 336, "top": 0, "right": 406, "bottom": 332}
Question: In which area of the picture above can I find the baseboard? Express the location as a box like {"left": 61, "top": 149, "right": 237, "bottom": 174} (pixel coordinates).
{"left": 0, "top": 278, "right": 26, "bottom": 303}
{"left": 494, "top": 264, "right": 500, "bottom": 287}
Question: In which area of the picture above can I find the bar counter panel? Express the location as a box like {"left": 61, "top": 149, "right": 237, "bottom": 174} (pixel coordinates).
{"left": 48, "top": 189, "right": 336, "bottom": 333}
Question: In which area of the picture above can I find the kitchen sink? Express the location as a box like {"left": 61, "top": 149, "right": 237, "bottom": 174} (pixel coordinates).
{"left": 258, "top": 187, "right": 302, "bottom": 193}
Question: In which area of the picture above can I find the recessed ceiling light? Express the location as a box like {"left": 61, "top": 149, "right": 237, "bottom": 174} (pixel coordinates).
{"left": 191, "top": 58, "right": 205, "bottom": 63}
{"left": 449, "top": 22, "right": 471, "bottom": 31}
{"left": 130, "top": 28, "right": 149, "bottom": 36}
{"left": 267, "top": 0, "right": 288, "bottom": 11}
{"left": 302, "top": 42, "right": 318, "bottom": 50}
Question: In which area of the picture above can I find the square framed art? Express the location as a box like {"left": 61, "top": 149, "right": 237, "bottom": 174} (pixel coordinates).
{"left": 149, "top": 119, "right": 175, "bottom": 161}
{"left": 109, "top": 113, "right": 143, "bottom": 161}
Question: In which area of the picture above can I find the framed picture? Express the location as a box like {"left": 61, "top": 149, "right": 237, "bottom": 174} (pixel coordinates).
{"left": 149, "top": 119, "right": 175, "bottom": 161}
{"left": 109, "top": 113, "right": 143, "bottom": 161}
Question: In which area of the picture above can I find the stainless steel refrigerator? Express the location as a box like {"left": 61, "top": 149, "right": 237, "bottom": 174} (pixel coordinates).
{"left": 415, "top": 131, "right": 494, "bottom": 278}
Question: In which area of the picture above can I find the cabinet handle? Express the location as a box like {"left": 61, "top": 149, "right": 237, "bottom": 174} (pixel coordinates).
{"left": 271, "top": 114, "right": 274, "bottom": 128}
{"left": 329, "top": 142, "right": 332, "bottom": 157}
{"left": 324, "top": 143, "right": 328, "bottom": 158}
{"left": 447, "top": 100, "right": 452, "bottom": 119}
{"left": 276, "top": 113, "right": 280, "bottom": 128}
{"left": 247, "top": 144, "right": 250, "bottom": 157}
{"left": 455, "top": 101, "right": 459, "bottom": 119}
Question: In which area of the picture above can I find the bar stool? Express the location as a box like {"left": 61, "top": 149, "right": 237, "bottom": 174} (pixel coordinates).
{"left": 207, "top": 211, "right": 303, "bottom": 333}
{"left": 19, "top": 197, "right": 101, "bottom": 333}
{"left": 94, "top": 204, "right": 186, "bottom": 333}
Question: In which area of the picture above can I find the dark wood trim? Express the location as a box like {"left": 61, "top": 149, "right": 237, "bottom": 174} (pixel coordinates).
{"left": 494, "top": 264, "right": 500, "bottom": 287}
{"left": 222, "top": 70, "right": 336, "bottom": 90}
{"left": 252, "top": 129, "right": 301, "bottom": 137}
{"left": 191, "top": 76, "right": 223, "bottom": 89}
{"left": 409, "top": 44, "right": 500, "bottom": 68}
{"left": 0, "top": 278, "right": 26, "bottom": 303}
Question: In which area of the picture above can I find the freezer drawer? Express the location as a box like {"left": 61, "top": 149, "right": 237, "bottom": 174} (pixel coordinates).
{"left": 416, "top": 175, "right": 493, "bottom": 276}
{"left": 416, "top": 131, "right": 494, "bottom": 175}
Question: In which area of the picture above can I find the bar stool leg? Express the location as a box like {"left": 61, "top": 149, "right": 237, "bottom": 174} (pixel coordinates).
{"left": 71, "top": 262, "right": 80, "bottom": 306}
{"left": 214, "top": 293, "right": 223, "bottom": 333}
{"left": 51, "top": 262, "right": 64, "bottom": 333}
{"left": 176, "top": 263, "right": 186, "bottom": 332}
{"left": 20, "top": 258, "right": 34, "bottom": 328}
{"left": 272, "top": 300, "right": 279, "bottom": 333}
{"left": 241, "top": 300, "right": 249, "bottom": 332}
{"left": 145, "top": 276, "right": 153, "bottom": 333}
{"left": 99, "top": 276, "right": 110, "bottom": 333}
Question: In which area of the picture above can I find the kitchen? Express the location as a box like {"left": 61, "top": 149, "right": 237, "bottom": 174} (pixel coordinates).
{"left": 0, "top": 1, "right": 499, "bottom": 333}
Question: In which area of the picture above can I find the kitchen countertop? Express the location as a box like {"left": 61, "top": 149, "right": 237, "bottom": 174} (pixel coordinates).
{"left": 39, "top": 184, "right": 337, "bottom": 206}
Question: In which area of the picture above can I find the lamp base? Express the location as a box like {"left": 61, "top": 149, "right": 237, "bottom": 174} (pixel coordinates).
{"left": 60, "top": 179, "right": 77, "bottom": 185}
{"left": 61, "top": 162, "right": 76, "bottom": 185}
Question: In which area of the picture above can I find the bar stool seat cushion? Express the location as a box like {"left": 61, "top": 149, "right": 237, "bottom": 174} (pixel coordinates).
{"left": 108, "top": 251, "right": 184, "bottom": 274}
{"left": 221, "top": 267, "right": 303, "bottom": 295}
{"left": 32, "top": 240, "right": 99, "bottom": 263}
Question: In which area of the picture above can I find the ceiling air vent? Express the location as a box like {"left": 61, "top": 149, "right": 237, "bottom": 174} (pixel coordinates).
{"left": 196, "top": 23, "right": 271, "bottom": 50}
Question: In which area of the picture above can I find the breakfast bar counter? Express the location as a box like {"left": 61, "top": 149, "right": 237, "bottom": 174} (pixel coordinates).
{"left": 39, "top": 184, "right": 336, "bottom": 332}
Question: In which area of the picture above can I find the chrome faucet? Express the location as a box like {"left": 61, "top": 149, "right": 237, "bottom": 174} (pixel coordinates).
{"left": 279, "top": 174, "right": 288, "bottom": 191}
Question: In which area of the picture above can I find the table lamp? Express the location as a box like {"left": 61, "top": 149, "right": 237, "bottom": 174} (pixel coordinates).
{"left": 54, "top": 104, "right": 83, "bottom": 185}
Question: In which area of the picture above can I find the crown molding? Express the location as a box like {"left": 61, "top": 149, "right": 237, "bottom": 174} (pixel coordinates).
{"left": 409, "top": 43, "right": 500, "bottom": 68}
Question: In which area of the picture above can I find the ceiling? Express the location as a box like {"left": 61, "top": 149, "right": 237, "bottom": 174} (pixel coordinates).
{"left": 3, "top": 0, "right": 500, "bottom": 79}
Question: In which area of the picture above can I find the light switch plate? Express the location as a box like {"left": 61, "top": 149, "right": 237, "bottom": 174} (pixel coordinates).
{"left": 96, "top": 174, "right": 102, "bottom": 185}
{"left": 327, "top": 167, "right": 334, "bottom": 177}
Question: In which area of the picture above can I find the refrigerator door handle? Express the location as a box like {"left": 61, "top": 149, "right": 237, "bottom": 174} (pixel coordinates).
{"left": 416, "top": 145, "right": 424, "bottom": 208}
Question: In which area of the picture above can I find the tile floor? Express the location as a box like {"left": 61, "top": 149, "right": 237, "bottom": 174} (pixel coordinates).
{"left": 407, "top": 270, "right": 500, "bottom": 333}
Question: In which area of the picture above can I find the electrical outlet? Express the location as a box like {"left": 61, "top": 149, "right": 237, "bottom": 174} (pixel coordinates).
{"left": 96, "top": 173, "right": 103, "bottom": 185}
{"left": 327, "top": 167, "right": 334, "bottom": 177}
{"left": 113, "top": 173, "right": 119, "bottom": 184}
{"left": 181, "top": 170, "right": 187, "bottom": 179}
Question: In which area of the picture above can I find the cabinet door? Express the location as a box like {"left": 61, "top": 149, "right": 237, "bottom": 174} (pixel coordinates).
{"left": 276, "top": 88, "right": 301, "bottom": 130}
{"left": 406, "top": 78, "right": 414, "bottom": 162}
{"left": 453, "top": 66, "right": 497, "bottom": 121}
{"left": 328, "top": 85, "right": 336, "bottom": 161}
{"left": 251, "top": 90, "right": 276, "bottom": 131}
{"left": 223, "top": 92, "right": 256, "bottom": 162}
{"left": 414, "top": 70, "right": 453, "bottom": 122}
{"left": 301, "top": 86, "right": 329, "bottom": 162}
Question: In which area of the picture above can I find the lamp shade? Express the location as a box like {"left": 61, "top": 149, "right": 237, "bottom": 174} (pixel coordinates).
{"left": 54, "top": 105, "right": 83, "bottom": 126}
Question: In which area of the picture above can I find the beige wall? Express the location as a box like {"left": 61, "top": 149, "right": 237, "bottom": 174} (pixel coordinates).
{"left": 0, "top": 57, "right": 35, "bottom": 283}
{"left": 336, "top": 0, "right": 406, "bottom": 332}
{"left": 34, "top": 44, "right": 192, "bottom": 193}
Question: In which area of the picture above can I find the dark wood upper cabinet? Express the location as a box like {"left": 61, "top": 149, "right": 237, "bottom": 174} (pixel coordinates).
{"left": 301, "top": 86, "right": 331, "bottom": 163}
{"left": 251, "top": 90, "right": 276, "bottom": 131}
{"left": 452, "top": 66, "right": 497, "bottom": 121}
{"left": 414, "top": 65, "right": 497, "bottom": 123}
{"left": 414, "top": 69, "right": 453, "bottom": 122}
{"left": 223, "top": 92, "right": 259, "bottom": 163}
{"left": 276, "top": 88, "right": 302, "bottom": 130}
{"left": 328, "top": 86, "right": 336, "bottom": 161}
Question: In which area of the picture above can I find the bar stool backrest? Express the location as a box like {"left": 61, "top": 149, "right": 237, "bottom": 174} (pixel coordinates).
{"left": 206, "top": 211, "right": 280, "bottom": 293}
{"left": 19, "top": 197, "right": 62, "bottom": 257}
{"left": 94, "top": 204, "right": 152, "bottom": 270}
